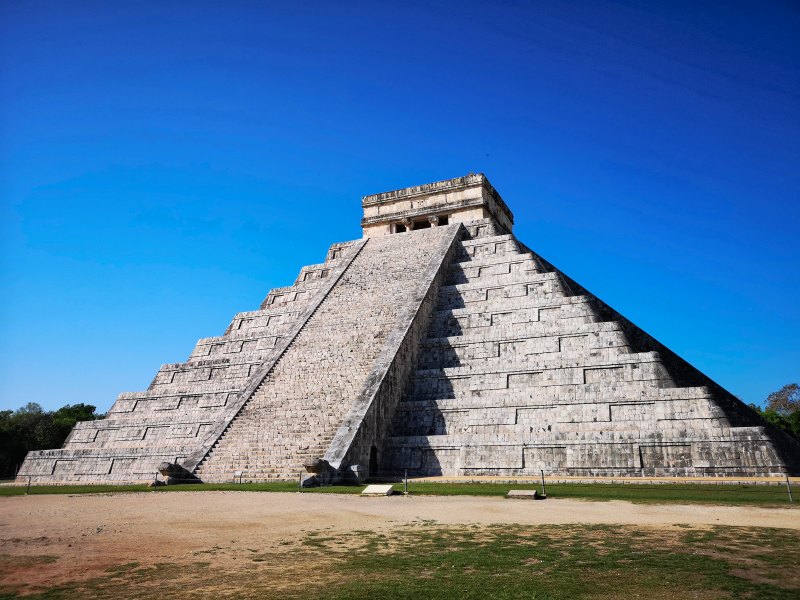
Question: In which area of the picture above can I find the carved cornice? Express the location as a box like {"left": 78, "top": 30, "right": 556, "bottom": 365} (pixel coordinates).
{"left": 361, "top": 173, "right": 514, "bottom": 226}
{"left": 360, "top": 197, "right": 487, "bottom": 226}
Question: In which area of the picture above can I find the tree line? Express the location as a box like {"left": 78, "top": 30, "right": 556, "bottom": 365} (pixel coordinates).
{"left": 749, "top": 383, "right": 800, "bottom": 439}
{"left": 0, "top": 403, "right": 103, "bottom": 479}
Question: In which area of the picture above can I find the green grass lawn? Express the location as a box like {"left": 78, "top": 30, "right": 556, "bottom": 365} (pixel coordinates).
{"left": 3, "top": 524, "right": 798, "bottom": 599}
{"left": 405, "top": 481, "right": 798, "bottom": 505}
{"left": 308, "top": 524, "right": 800, "bottom": 600}
{"left": 0, "top": 480, "right": 796, "bottom": 505}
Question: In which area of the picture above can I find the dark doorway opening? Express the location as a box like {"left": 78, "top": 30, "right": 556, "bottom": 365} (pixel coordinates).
{"left": 414, "top": 219, "right": 432, "bottom": 229}
{"left": 394, "top": 223, "right": 406, "bottom": 233}
{"left": 369, "top": 445, "right": 379, "bottom": 477}
{"left": 439, "top": 215, "right": 450, "bottom": 225}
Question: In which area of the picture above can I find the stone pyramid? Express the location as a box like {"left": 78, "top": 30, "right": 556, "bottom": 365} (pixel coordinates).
{"left": 18, "top": 174, "right": 800, "bottom": 484}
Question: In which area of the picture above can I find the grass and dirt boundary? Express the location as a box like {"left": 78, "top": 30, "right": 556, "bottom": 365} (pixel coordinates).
{"left": 1, "top": 479, "right": 797, "bottom": 506}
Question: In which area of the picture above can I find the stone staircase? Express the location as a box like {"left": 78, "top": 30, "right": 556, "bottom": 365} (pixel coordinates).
{"left": 195, "top": 225, "right": 458, "bottom": 482}
{"left": 383, "top": 222, "right": 792, "bottom": 477}
{"left": 16, "top": 174, "right": 799, "bottom": 484}
{"left": 15, "top": 240, "right": 361, "bottom": 483}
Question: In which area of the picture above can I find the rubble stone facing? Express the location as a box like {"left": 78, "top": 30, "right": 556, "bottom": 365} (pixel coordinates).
{"left": 15, "top": 174, "right": 800, "bottom": 484}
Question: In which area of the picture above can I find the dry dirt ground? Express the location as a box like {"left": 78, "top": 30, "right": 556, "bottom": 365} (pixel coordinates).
{"left": 1, "top": 491, "right": 798, "bottom": 596}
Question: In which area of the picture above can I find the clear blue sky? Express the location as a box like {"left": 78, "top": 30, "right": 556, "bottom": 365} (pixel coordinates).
{"left": 1, "top": 1, "right": 798, "bottom": 412}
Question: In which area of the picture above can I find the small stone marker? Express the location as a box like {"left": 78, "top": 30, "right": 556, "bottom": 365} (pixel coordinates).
{"left": 506, "top": 490, "right": 542, "bottom": 499}
{"left": 361, "top": 484, "right": 394, "bottom": 496}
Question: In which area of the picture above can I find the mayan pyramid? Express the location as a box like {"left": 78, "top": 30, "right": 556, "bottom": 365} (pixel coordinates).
{"left": 18, "top": 174, "right": 800, "bottom": 484}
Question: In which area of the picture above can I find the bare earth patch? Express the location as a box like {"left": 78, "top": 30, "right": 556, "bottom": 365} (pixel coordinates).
{"left": 0, "top": 491, "right": 798, "bottom": 598}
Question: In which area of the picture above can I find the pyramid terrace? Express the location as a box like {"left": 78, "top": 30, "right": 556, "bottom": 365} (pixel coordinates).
{"left": 17, "top": 175, "right": 800, "bottom": 485}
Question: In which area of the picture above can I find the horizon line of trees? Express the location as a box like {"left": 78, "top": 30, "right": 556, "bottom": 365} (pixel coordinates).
{"left": 0, "top": 403, "right": 103, "bottom": 479}
{"left": 748, "top": 383, "right": 800, "bottom": 440}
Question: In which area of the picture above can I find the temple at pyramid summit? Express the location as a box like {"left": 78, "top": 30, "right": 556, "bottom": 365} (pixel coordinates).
{"left": 17, "top": 174, "right": 800, "bottom": 484}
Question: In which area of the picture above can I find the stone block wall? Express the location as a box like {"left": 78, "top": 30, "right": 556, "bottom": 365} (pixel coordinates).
{"left": 16, "top": 240, "right": 361, "bottom": 483}
{"left": 383, "top": 219, "right": 800, "bottom": 477}
{"left": 195, "top": 225, "right": 460, "bottom": 482}
{"left": 324, "top": 224, "right": 462, "bottom": 476}
{"left": 16, "top": 206, "right": 800, "bottom": 484}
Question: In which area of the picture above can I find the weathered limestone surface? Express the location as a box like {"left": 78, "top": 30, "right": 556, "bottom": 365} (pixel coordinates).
{"left": 362, "top": 173, "right": 513, "bottom": 237}
{"left": 323, "top": 224, "right": 461, "bottom": 478}
{"left": 383, "top": 219, "right": 800, "bottom": 477}
{"left": 195, "top": 225, "right": 459, "bottom": 482}
{"left": 16, "top": 174, "right": 800, "bottom": 484}
{"left": 16, "top": 240, "right": 362, "bottom": 483}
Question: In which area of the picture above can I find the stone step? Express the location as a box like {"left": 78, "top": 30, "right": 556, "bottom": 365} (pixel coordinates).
{"left": 396, "top": 385, "right": 712, "bottom": 410}
{"left": 451, "top": 249, "right": 532, "bottom": 269}
{"left": 197, "top": 226, "right": 455, "bottom": 480}
{"left": 447, "top": 256, "right": 541, "bottom": 285}
{"left": 386, "top": 422, "right": 754, "bottom": 446}
{"left": 439, "top": 270, "right": 558, "bottom": 296}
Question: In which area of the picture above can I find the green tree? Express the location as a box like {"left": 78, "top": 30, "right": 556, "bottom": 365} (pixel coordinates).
{"left": 765, "top": 383, "right": 800, "bottom": 416}
{"left": 751, "top": 384, "right": 800, "bottom": 441}
{"left": 0, "top": 403, "right": 51, "bottom": 479}
{"left": 787, "top": 410, "right": 800, "bottom": 439}
{"left": 760, "top": 409, "right": 790, "bottom": 432}
{"left": 0, "top": 402, "right": 102, "bottom": 479}
{"left": 51, "top": 404, "right": 101, "bottom": 446}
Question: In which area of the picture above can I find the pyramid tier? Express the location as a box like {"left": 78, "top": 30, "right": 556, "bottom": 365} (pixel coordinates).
{"left": 383, "top": 229, "right": 797, "bottom": 477}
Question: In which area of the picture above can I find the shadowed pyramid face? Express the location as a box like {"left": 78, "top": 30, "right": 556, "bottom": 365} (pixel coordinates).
{"left": 15, "top": 176, "right": 800, "bottom": 485}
